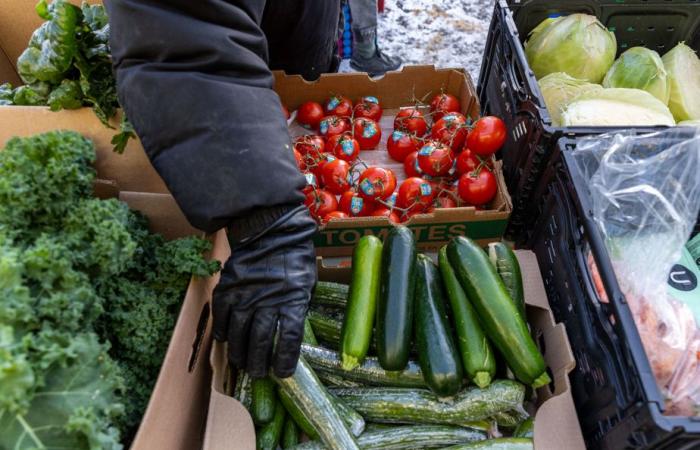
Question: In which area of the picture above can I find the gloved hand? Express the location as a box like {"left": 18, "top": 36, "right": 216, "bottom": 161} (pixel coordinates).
{"left": 213, "top": 205, "right": 317, "bottom": 378}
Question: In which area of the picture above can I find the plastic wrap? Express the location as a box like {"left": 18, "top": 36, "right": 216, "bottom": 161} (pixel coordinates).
{"left": 572, "top": 128, "right": 700, "bottom": 415}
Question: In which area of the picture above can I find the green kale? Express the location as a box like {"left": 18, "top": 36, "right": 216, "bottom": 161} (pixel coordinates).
{"left": 47, "top": 79, "right": 84, "bottom": 111}
{"left": 0, "top": 82, "right": 14, "bottom": 105}
{"left": 12, "top": 83, "right": 50, "bottom": 106}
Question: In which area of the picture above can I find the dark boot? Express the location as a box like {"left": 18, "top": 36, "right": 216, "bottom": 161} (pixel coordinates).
{"left": 351, "top": 28, "right": 402, "bottom": 76}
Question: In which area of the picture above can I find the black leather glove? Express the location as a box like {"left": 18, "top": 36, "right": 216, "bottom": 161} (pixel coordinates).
{"left": 213, "top": 205, "right": 317, "bottom": 378}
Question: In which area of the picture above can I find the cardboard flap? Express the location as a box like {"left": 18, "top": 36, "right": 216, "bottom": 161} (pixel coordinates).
{"left": 0, "top": 107, "right": 167, "bottom": 193}
{"left": 0, "top": 45, "right": 20, "bottom": 86}
{"left": 204, "top": 342, "right": 255, "bottom": 450}
{"left": 534, "top": 389, "right": 586, "bottom": 450}
{"left": 119, "top": 191, "right": 200, "bottom": 240}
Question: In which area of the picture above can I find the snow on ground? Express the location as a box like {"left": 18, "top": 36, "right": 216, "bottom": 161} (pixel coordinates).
{"left": 340, "top": 0, "right": 494, "bottom": 84}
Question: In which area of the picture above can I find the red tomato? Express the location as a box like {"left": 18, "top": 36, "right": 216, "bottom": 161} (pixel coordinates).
{"left": 297, "top": 101, "right": 324, "bottom": 129}
{"left": 339, "top": 191, "right": 375, "bottom": 217}
{"left": 353, "top": 96, "right": 383, "bottom": 122}
{"left": 304, "top": 188, "right": 338, "bottom": 220}
{"left": 457, "top": 167, "right": 498, "bottom": 206}
{"left": 467, "top": 116, "right": 507, "bottom": 157}
{"left": 417, "top": 141, "right": 455, "bottom": 177}
{"left": 324, "top": 95, "right": 353, "bottom": 118}
{"left": 431, "top": 113, "right": 468, "bottom": 152}
{"left": 394, "top": 108, "right": 428, "bottom": 136}
{"left": 293, "top": 149, "right": 305, "bottom": 171}
{"left": 319, "top": 116, "right": 351, "bottom": 141}
{"left": 387, "top": 130, "right": 420, "bottom": 162}
{"left": 353, "top": 118, "right": 382, "bottom": 150}
{"left": 294, "top": 134, "right": 325, "bottom": 156}
{"left": 435, "top": 195, "right": 457, "bottom": 209}
{"left": 429, "top": 93, "right": 460, "bottom": 121}
{"left": 302, "top": 172, "right": 318, "bottom": 194}
{"left": 403, "top": 151, "right": 423, "bottom": 178}
{"left": 320, "top": 159, "right": 352, "bottom": 195}
{"left": 357, "top": 167, "right": 397, "bottom": 201}
{"left": 326, "top": 132, "right": 360, "bottom": 162}
{"left": 371, "top": 207, "right": 400, "bottom": 223}
{"left": 456, "top": 149, "right": 493, "bottom": 176}
{"left": 396, "top": 177, "right": 436, "bottom": 213}
{"left": 308, "top": 153, "right": 337, "bottom": 179}
{"left": 282, "top": 104, "right": 290, "bottom": 120}
{"left": 323, "top": 211, "right": 349, "bottom": 222}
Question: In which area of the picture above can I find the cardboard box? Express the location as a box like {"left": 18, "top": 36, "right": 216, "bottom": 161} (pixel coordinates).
{"left": 276, "top": 66, "right": 512, "bottom": 256}
{"left": 204, "top": 247, "right": 585, "bottom": 450}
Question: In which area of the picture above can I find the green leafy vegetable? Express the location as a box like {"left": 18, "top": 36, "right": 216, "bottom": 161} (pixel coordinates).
{"left": 662, "top": 42, "right": 700, "bottom": 122}
{"left": 47, "top": 79, "right": 84, "bottom": 111}
{"left": 111, "top": 116, "right": 136, "bottom": 154}
{"left": 0, "top": 131, "right": 220, "bottom": 448}
{"left": 12, "top": 83, "right": 50, "bottom": 106}
{"left": 0, "top": 83, "right": 14, "bottom": 105}
{"left": 602, "top": 47, "right": 670, "bottom": 104}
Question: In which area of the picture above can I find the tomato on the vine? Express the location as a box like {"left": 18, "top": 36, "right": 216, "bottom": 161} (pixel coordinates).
{"left": 326, "top": 132, "right": 360, "bottom": 162}
{"left": 354, "top": 96, "right": 383, "bottom": 122}
{"left": 457, "top": 167, "right": 498, "bottom": 206}
{"left": 324, "top": 95, "right": 353, "bottom": 118}
{"left": 394, "top": 108, "right": 428, "bottom": 136}
{"left": 353, "top": 118, "right": 382, "bottom": 150}
{"left": 357, "top": 167, "right": 396, "bottom": 201}
{"left": 319, "top": 116, "right": 351, "bottom": 141}
{"left": 434, "top": 194, "right": 458, "bottom": 209}
{"left": 387, "top": 130, "right": 420, "bottom": 162}
{"left": 371, "top": 207, "right": 400, "bottom": 223}
{"left": 308, "top": 153, "right": 336, "bottom": 179}
{"left": 323, "top": 210, "right": 349, "bottom": 222}
{"left": 302, "top": 172, "right": 318, "bottom": 194}
{"left": 293, "top": 149, "right": 305, "bottom": 171}
{"left": 294, "top": 134, "right": 325, "bottom": 156}
{"left": 320, "top": 159, "right": 352, "bottom": 195}
{"left": 339, "top": 191, "right": 375, "bottom": 217}
{"left": 417, "top": 141, "right": 455, "bottom": 177}
{"left": 429, "top": 93, "right": 460, "bottom": 121}
{"left": 403, "top": 151, "right": 422, "bottom": 178}
{"left": 304, "top": 188, "right": 338, "bottom": 220}
{"left": 396, "top": 177, "right": 436, "bottom": 213}
{"left": 431, "top": 113, "right": 468, "bottom": 152}
{"left": 466, "top": 116, "right": 507, "bottom": 157}
{"left": 456, "top": 149, "right": 493, "bottom": 176}
{"left": 297, "top": 101, "right": 324, "bottom": 129}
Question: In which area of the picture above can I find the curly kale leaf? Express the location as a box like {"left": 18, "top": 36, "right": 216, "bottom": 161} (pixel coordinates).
{"left": 111, "top": 116, "right": 136, "bottom": 154}
{"left": 0, "top": 83, "right": 14, "bottom": 105}
{"left": 12, "top": 83, "right": 50, "bottom": 106}
{"left": 0, "top": 131, "right": 96, "bottom": 234}
{"left": 17, "top": 0, "right": 81, "bottom": 85}
{"left": 47, "top": 79, "right": 83, "bottom": 111}
{"left": 0, "top": 331, "right": 124, "bottom": 450}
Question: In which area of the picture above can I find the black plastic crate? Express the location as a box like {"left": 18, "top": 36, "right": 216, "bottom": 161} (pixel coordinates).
{"left": 528, "top": 136, "right": 700, "bottom": 449}
{"left": 477, "top": 0, "right": 700, "bottom": 244}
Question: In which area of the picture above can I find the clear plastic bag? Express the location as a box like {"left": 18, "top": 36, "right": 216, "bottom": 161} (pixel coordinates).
{"left": 572, "top": 128, "right": 700, "bottom": 415}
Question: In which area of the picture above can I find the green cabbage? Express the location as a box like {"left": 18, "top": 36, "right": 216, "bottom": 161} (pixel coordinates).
{"left": 538, "top": 73, "right": 602, "bottom": 126}
{"left": 525, "top": 14, "right": 617, "bottom": 83}
{"left": 662, "top": 43, "right": 700, "bottom": 122}
{"left": 561, "top": 88, "right": 676, "bottom": 126}
{"left": 603, "top": 47, "right": 670, "bottom": 104}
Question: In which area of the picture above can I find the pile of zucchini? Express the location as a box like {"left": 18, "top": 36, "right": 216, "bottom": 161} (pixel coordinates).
{"left": 236, "top": 229, "right": 546, "bottom": 450}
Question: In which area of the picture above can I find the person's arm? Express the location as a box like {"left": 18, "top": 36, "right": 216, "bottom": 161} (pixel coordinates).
{"left": 106, "top": 0, "right": 317, "bottom": 378}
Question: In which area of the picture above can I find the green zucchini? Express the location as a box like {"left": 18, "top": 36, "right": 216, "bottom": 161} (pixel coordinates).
{"left": 233, "top": 370, "right": 253, "bottom": 411}
{"left": 447, "top": 237, "right": 550, "bottom": 388}
{"left": 488, "top": 243, "right": 525, "bottom": 318}
{"left": 493, "top": 408, "right": 529, "bottom": 428}
{"left": 442, "top": 437, "right": 533, "bottom": 450}
{"left": 341, "top": 235, "right": 383, "bottom": 370}
{"left": 307, "top": 310, "right": 342, "bottom": 349}
{"left": 256, "top": 399, "right": 286, "bottom": 450}
{"left": 414, "top": 254, "right": 463, "bottom": 398}
{"left": 251, "top": 378, "right": 277, "bottom": 425}
{"left": 301, "top": 344, "right": 426, "bottom": 388}
{"left": 278, "top": 387, "right": 317, "bottom": 439}
{"left": 273, "top": 356, "right": 359, "bottom": 450}
{"left": 317, "top": 370, "right": 363, "bottom": 388}
{"left": 303, "top": 318, "right": 318, "bottom": 345}
{"left": 438, "top": 246, "right": 496, "bottom": 389}
{"left": 328, "top": 392, "right": 366, "bottom": 437}
{"left": 291, "top": 425, "right": 486, "bottom": 450}
{"left": 331, "top": 380, "right": 525, "bottom": 426}
{"left": 281, "top": 416, "right": 299, "bottom": 448}
{"left": 377, "top": 226, "right": 417, "bottom": 371}
{"left": 513, "top": 417, "right": 534, "bottom": 438}
{"left": 312, "top": 281, "right": 349, "bottom": 308}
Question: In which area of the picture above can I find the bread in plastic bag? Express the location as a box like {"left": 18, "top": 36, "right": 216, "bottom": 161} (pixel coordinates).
{"left": 572, "top": 128, "right": 700, "bottom": 415}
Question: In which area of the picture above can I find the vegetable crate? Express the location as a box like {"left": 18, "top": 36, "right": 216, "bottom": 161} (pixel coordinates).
{"left": 477, "top": 0, "right": 700, "bottom": 244}
{"left": 527, "top": 137, "right": 700, "bottom": 450}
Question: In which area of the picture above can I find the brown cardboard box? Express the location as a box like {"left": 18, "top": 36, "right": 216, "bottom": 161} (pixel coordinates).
{"left": 276, "top": 66, "right": 512, "bottom": 256}
{"left": 203, "top": 247, "right": 585, "bottom": 450}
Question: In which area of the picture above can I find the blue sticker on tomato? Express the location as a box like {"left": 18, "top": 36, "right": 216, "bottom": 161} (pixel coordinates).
{"left": 386, "top": 192, "right": 397, "bottom": 208}
{"left": 362, "top": 123, "right": 378, "bottom": 139}
{"left": 305, "top": 173, "right": 317, "bottom": 186}
{"left": 350, "top": 197, "right": 363, "bottom": 215}
{"left": 319, "top": 121, "right": 328, "bottom": 135}
{"left": 391, "top": 130, "right": 404, "bottom": 141}
{"left": 327, "top": 97, "right": 340, "bottom": 111}
{"left": 420, "top": 183, "right": 432, "bottom": 196}
{"left": 341, "top": 140, "right": 355, "bottom": 155}
{"left": 364, "top": 96, "right": 379, "bottom": 104}
{"left": 360, "top": 179, "right": 375, "bottom": 196}
{"left": 418, "top": 145, "right": 434, "bottom": 156}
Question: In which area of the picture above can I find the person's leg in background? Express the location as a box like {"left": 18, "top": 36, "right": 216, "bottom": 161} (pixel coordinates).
{"left": 347, "top": 0, "right": 402, "bottom": 76}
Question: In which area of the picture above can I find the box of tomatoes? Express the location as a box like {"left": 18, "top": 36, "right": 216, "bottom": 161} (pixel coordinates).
{"left": 274, "top": 65, "right": 512, "bottom": 257}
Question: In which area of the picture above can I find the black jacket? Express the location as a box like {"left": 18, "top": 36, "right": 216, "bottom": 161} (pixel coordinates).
{"left": 105, "top": 0, "right": 340, "bottom": 233}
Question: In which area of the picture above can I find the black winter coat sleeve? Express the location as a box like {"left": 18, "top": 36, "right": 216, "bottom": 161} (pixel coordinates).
{"left": 105, "top": 0, "right": 338, "bottom": 233}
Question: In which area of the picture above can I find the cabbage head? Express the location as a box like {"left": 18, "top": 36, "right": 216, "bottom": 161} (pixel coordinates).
{"left": 603, "top": 47, "right": 670, "bottom": 104}
{"left": 662, "top": 43, "right": 700, "bottom": 122}
{"left": 561, "top": 88, "right": 676, "bottom": 126}
{"left": 538, "top": 73, "right": 602, "bottom": 126}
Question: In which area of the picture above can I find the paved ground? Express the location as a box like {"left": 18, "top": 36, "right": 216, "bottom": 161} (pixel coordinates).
{"left": 340, "top": 0, "right": 494, "bottom": 84}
